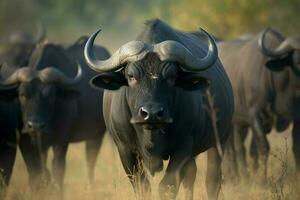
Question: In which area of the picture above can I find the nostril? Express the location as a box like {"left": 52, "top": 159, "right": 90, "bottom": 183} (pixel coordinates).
{"left": 39, "top": 123, "right": 46, "bottom": 129}
{"left": 140, "top": 107, "right": 149, "bottom": 119}
{"left": 27, "top": 121, "right": 46, "bottom": 130}
{"left": 27, "top": 121, "right": 33, "bottom": 129}
{"left": 156, "top": 108, "right": 164, "bottom": 118}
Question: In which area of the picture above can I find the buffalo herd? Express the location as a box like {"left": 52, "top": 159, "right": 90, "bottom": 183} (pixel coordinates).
{"left": 0, "top": 19, "right": 299, "bottom": 200}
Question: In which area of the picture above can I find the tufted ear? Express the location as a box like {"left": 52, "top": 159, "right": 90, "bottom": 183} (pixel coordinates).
{"left": 90, "top": 72, "right": 128, "bottom": 90}
{"left": 265, "top": 53, "right": 292, "bottom": 72}
{"left": 176, "top": 73, "right": 210, "bottom": 91}
{"left": 0, "top": 85, "right": 18, "bottom": 102}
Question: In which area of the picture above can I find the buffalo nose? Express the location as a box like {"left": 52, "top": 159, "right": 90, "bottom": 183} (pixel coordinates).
{"left": 27, "top": 121, "right": 46, "bottom": 130}
{"left": 139, "top": 105, "right": 165, "bottom": 121}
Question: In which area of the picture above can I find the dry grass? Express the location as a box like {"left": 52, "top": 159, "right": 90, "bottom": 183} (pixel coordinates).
{"left": 0, "top": 168, "right": 7, "bottom": 199}
{"left": 5, "top": 127, "right": 299, "bottom": 200}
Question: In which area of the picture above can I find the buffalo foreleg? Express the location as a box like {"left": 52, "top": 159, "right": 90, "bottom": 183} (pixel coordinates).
{"left": 206, "top": 146, "right": 223, "bottom": 200}
{"left": 251, "top": 118, "right": 269, "bottom": 183}
{"left": 85, "top": 134, "right": 104, "bottom": 185}
{"left": 222, "top": 131, "right": 238, "bottom": 184}
{"left": 117, "top": 144, "right": 150, "bottom": 199}
{"left": 159, "top": 136, "right": 193, "bottom": 200}
{"left": 19, "top": 134, "right": 45, "bottom": 190}
{"left": 0, "top": 137, "right": 16, "bottom": 198}
{"left": 182, "top": 159, "right": 197, "bottom": 200}
{"left": 233, "top": 125, "right": 249, "bottom": 181}
{"left": 250, "top": 134, "right": 259, "bottom": 172}
{"left": 52, "top": 143, "right": 69, "bottom": 198}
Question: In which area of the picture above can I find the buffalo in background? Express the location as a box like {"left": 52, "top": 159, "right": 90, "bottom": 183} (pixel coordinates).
{"left": 0, "top": 23, "right": 46, "bottom": 67}
{"left": 0, "top": 24, "right": 46, "bottom": 197}
{"left": 217, "top": 28, "right": 300, "bottom": 183}
{"left": 0, "top": 36, "right": 110, "bottom": 198}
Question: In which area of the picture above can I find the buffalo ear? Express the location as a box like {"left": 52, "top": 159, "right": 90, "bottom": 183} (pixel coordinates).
{"left": 176, "top": 73, "right": 210, "bottom": 91}
{"left": 90, "top": 72, "right": 127, "bottom": 90}
{"left": 265, "top": 54, "right": 292, "bottom": 72}
{"left": 57, "top": 88, "right": 80, "bottom": 99}
{"left": 0, "top": 85, "right": 18, "bottom": 102}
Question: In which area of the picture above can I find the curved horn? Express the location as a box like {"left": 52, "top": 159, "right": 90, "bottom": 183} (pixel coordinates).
{"left": 258, "top": 28, "right": 291, "bottom": 57}
{"left": 273, "top": 37, "right": 300, "bottom": 53}
{"left": 0, "top": 66, "right": 32, "bottom": 85}
{"left": 85, "top": 28, "right": 217, "bottom": 73}
{"left": 39, "top": 64, "right": 82, "bottom": 86}
{"left": 34, "top": 21, "right": 46, "bottom": 43}
{"left": 84, "top": 29, "right": 149, "bottom": 72}
{"left": 154, "top": 28, "right": 218, "bottom": 72}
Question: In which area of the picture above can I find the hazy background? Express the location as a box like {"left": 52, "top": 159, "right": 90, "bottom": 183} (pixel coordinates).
{"left": 2, "top": 1, "right": 300, "bottom": 199}
{"left": 1, "top": 0, "right": 299, "bottom": 50}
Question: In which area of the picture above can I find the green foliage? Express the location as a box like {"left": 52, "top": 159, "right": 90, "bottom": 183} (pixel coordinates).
{"left": 0, "top": 0, "right": 299, "bottom": 42}
{"left": 145, "top": 0, "right": 300, "bottom": 38}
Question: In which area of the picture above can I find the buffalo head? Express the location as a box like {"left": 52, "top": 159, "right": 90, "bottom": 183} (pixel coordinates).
{"left": 0, "top": 61, "right": 81, "bottom": 140}
{"left": 5, "top": 22, "right": 46, "bottom": 67}
{"left": 259, "top": 28, "right": 300, "bottom": 119}
{"left": 84, "top": 29, "right": 217, "bottom": 159}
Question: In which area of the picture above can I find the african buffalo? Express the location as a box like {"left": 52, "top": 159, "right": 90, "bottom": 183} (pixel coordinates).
{"left": 0, "top": 23, "right": 46, "bottom": 67}
{"left": 0, "top": 85, "right": 20, "bottom": 198}
{"left": 0, "top": 24, "right": 46, "bottom": 197}
{"left": 0, "top": 37, "right": 109, "bottom": 196}
{"left": 84, "top": 19, "right": 234, "bottom": 200}
{"left": 217, "top": 28, "right": 300, "bottom": 182}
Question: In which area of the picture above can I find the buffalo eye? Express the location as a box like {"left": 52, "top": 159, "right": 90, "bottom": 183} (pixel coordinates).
{"left": 102, "top": 78, "right": 111, "bottom": 83}
{"left": 162, "top": 68, "right": 177, "bottom": 86}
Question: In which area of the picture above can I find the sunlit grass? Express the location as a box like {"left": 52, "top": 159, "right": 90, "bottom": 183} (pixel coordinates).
{"left": 5, "top": 127, "right": 299, "bottom": 200}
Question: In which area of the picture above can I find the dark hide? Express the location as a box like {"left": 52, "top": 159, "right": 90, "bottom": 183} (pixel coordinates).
{"left": 0, "top": 30, "right": 42, "bottom": 194}
{"left": 217, "top": 29, "right": 300, "bottom": 183}
{"left": 1, "top": 38, "right": 109, "bottom": 195}
{"left": 91, "top": 19, "right": 234, "bottom": 199}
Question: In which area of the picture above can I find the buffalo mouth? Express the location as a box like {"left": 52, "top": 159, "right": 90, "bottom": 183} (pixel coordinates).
{"left": 130, "top": 118, "right": 173, "bottom": 130}
{"left": 21, "top": 126, "right": 51, "bottom": 137}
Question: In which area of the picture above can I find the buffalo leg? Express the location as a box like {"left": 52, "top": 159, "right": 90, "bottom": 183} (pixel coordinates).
{"left": 251, "top": 118, "right": 269, "bottom": 183}
{"left": 292, "top": 120, "right": 300, "bottom": 174}
{"left": 19, "top": 134, "right": 43, "bottom": 190}
{"left": 117, "top": 144, "right": 150, "bottom": 198}
{"left": 222, "top": 131, "right": 239, "bottom": 183}
{"left": 233, "top": 125, "right": 249, "bottom": 180}
{"left": 159, "top": 137, "right": 193, "bottom": 200}
{"left": 182, "top": 159, "right": 197, "bottom": 200}
{"left": 85, "top": 133, "right": 104, "bottom": 185}
{"left": 206, "top": 146, "right": 222, "bottom": 200}
{"left": 52, "top": 143, "right": 69, "bottom": 197}
{"left": 0, "top": 139, "right": 16, "bottom": 198}
{"left": 250, "top": 134, "right": 259, "bottom": 172}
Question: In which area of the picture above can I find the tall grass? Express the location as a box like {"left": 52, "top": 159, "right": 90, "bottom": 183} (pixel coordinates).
{"left": 0, "top": 168, "right": 7, "bottom": 200}
{"left": 5, "top": 127, "right": 298, "bottom": 200}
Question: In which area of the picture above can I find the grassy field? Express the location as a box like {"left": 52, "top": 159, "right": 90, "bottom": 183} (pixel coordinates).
{"left": 5, "top": 127, "right": 300, "bottom": 200}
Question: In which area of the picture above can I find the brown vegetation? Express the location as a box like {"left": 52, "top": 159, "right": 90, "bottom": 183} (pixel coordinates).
{"left": 5, "top": 127, "right": 299, "bottom": 200}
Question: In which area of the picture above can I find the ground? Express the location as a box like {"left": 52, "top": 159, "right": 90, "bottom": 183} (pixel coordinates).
{"left": 5, "top": 127, "right": 300, "bottom": 200}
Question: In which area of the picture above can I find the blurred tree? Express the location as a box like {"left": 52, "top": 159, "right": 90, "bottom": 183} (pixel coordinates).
{"left": 147, "top": 0, "right": 300, "bottom": 38}
{"left": 0, "top": 0, "right": 299, "bottom": 44}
